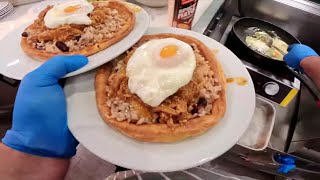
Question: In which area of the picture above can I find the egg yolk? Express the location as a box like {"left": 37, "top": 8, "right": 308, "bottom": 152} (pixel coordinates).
{"left": 64, "top": 5, "right": 81, "bottom": 13}
{"left": 160, "top": 45, "right": 178, "bottom": 59}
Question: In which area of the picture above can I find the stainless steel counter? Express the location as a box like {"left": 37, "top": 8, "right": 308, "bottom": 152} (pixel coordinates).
{"left": 192, "top": 0, "right": 225, "bottom": 33}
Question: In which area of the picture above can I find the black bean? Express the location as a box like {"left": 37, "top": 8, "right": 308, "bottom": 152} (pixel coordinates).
{"left": 197, "top": 98, "right": 207, "bottom": 107}
{"left": 191, "top": 105, "right": 198, "bottom": 114}
{"left": 55, "top": 41, "right": 69, "bottom": 52}
{"left": 75, "top": 35, "right": 81, "bottom": 41}
{"left": 155, "top": 117, "right": 160, "bottom": 123}
{"left": 21, "top": 32, "right": 28, "bottom": 37}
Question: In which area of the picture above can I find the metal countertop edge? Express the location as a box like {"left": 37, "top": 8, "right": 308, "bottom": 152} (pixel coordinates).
{"left": 192, "top": 0, "right": 225, "bottom": 34}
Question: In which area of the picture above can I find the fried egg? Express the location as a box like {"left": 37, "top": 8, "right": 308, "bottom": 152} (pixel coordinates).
{"left": 272, "top": 38, "right": 288, "bottom": 54}
{"left": 126, "top": 38, "right": 196, "bottom": 107}
{"left": 245, "top": 36, "right": 270, "bottom": 54}
{"left": 44, "top": 1, "right": 94, "bottom": 29}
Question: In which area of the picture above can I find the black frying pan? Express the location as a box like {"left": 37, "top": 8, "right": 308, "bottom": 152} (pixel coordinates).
{"left": 233, "top": 17, "right": 300, "bottom": 66}
{"left": 231, "top": 17, "right": 320, "bottom": 104}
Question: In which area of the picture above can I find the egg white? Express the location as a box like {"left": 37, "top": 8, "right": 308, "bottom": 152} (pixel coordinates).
{"left": 126, "top": 38, "right": 196, "bottom": 107}
{"left": 44, "top": 1, "right": 94, "bottom": 29}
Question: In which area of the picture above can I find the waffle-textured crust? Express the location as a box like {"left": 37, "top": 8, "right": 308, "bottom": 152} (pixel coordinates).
{"left": 21, "top": 1, "right": 135, "bottom": 61}
{"left": 95, "top": 34, "right": 226, "bottom": 142}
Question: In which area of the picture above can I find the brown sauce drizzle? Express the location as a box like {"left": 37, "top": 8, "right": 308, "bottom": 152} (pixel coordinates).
{"left": 226, "top": 77, "right": 248, "bottom": 86}
{"left": 211, "top": 49, "right": 219, "bottom": 55}
{"left": 125, "top": 3, "right": 142, "bottom": 13}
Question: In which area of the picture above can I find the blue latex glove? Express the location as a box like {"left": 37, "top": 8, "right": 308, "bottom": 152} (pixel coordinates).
{"left": 277, "top": 164, "right": 296, "bottom": 174}
{"left": 2, "top": 55, "right": 88, "bottom": 158}
{"left": 284, "top": 44, "right": 319, "bottom": 70}
{"left": 275, "top": 154, "right": 296, "bottom": 174}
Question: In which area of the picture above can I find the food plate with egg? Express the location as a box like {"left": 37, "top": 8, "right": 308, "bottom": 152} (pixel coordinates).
{"left": 0, "top": 0, "right": 149, "bottom": 80}
{"left": 95, "top": 34, "right": 226, "bottom": 142}
{"left": 65, "top": 27, "right": 255, "bottom": 172}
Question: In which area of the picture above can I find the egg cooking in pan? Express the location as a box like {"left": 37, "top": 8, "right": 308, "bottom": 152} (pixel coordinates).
{"left": 126, "top": 38, "right": 196, "bottom": 107}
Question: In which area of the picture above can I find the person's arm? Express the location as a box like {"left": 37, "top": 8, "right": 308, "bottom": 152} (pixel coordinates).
{"left": 0, "top": 55, "right": 88, "bottom": 179}
{"left": 300, "top": 56, "right": 320, "bottom": 88}
{"left": 0, "top": 144, "right": 69, "bottom": 180}
{"left": 284, "top": 44, "right": 319, "bottom": 88}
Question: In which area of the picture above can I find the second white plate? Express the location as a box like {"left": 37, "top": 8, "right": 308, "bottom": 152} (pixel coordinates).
{"left": 0, "top": 2, "right": 149, "bottom": 80}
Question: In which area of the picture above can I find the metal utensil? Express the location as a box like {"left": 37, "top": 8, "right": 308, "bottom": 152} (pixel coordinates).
{"left": 263, "top": 33, "right": 287, "bottom": 55}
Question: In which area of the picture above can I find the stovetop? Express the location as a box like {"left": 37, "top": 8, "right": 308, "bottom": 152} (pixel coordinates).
{"left": 205, "top": 16, "right": 300, "bottom": 106}
{"left": 196, "top": 0, "right": 320, "bottom": 177}
{"left": 222, "top": 17, "right": 296, "bottom": 81}
{"left": 202, "top": 12, "right": 301, "bottom": 152}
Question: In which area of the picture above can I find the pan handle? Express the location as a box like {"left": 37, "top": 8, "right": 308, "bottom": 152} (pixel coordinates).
{"left": 287, "top": 67, "right": 320, "bottom": 105}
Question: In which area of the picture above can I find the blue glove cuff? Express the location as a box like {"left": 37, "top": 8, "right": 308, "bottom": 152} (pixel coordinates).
{"left": 2, "top": 129, "right": 78, "bottom": 158}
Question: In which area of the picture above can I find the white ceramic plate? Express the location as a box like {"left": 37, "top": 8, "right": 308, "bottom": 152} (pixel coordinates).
{"left": 65, "top": 27, "right": 256, "bottom": 172}
{"left": 0, "top": 1, "right": 149, "bottom": 80}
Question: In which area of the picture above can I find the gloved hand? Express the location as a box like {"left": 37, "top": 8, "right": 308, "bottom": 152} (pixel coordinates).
{"left": 2, "top": 55, "right": 88, "bottom": 158}
{"left": 284, "top": 44, "right": 319, "bottom": 70}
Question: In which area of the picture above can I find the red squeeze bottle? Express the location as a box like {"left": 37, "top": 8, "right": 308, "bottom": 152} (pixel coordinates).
{"left": 168, "top": 0, "right": 198, "bottom": 30}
